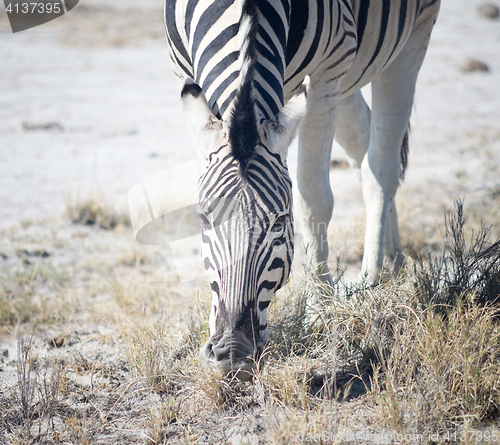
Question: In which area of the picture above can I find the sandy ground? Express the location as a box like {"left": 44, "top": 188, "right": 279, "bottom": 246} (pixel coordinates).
{"left": 1, "top": 1, "right": 500, "bottom": 443}
{"left": 1, "top": 0, "right": 500, "bottom": 259}
{"left": 0, "top": 0, "right": 499, "bottom": 225}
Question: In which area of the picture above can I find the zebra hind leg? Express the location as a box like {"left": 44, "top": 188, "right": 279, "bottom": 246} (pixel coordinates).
{"left": 336, "top": 91, "right": 409, "bottom": 281}
{"left": 335, "top": 89, "right": 399, "bottom": 277}
{"left": 360, "top": 11, "right": 438, "bottom": 284}
{"left": 335, "top": 90, "right": 371, "bottom": 175}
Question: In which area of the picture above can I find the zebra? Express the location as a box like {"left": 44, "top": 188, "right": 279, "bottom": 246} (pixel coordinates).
{"left": 165, "top": 0, "right": 440, "bottom": 379}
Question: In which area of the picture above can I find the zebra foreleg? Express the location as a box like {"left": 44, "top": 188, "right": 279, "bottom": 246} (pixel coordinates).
{"left": 296, "top": 81, "right": 340, "bottom": 284}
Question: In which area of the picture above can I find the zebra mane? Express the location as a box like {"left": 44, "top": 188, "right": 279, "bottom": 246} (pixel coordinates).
{"left": 228, "top": 0, "right": 260, "bottom": 173}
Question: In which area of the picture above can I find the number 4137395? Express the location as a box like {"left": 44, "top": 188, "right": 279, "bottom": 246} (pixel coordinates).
{"left": 5, "top": 3, "right": 62, "bottom": 14}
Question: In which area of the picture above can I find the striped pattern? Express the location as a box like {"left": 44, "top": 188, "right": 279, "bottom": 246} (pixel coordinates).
{"left": 340, "top": 0, "right": 421, "bottom": 95}
{"left": 165, "top": 0, "right": 439, "bottom": 359}
{"left": 197, "top": 145, "right": 293, "bottom": 333}
{"left": 166, "top": 1, "right": 434, "bottom": 118}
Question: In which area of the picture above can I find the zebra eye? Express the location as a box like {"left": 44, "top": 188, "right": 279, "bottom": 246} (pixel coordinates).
{"left": 271, "top": 215, "right": 286, "bottom": 233}
{"left": 200, "top": 215, "right": 212, "bottom": 231}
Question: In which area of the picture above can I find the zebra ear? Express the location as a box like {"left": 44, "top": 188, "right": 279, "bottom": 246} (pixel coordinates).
{"left": 181, "top": 78, "right": 225, "bottom": 159}
{"left": 262, "top": 76, "right": 310, "bottom": 159}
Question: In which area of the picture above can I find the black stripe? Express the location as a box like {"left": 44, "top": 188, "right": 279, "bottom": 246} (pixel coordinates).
{"left": 381, "top": 0, "right": 408, "bottom": 70}
{"left": 207, "top": 70, "right": 239, "bottom": 117}
{"left": 259, "top": 143, "right": 288, "bottom": 169}
{"left": 204, "top": 257, "right": 215, "bottom": 271}
{"left": 414, "top": 0, "right": 421, "bottom": 23}
{"left": 168, "top": 48, "right": 193, "bottom": 79}
{"left": 323, "top": 0, "right": 336, "bottom": 54}
{"left": 200, "top": 155, "right": 233, "bottom": 194}
{"left": 353, "top": 0, "right": 391, "bottom": 84}
{"left": 165, "top": 0, "right": 192, "bottom": 68}
{"left": 191, "top": 0, "right": 234, "bottom": 60}
{"left": 201, "top": 51, "right": 239, "bottom": 93}
{"left": 184, "top": 0, "right": 199, "bottom": 39}
{"left": 259, "top": 300, "right": 271, "bottom": 311}
{"left": 325, "top": 30, "right": 355, "bottom": 60}
{"left": 280, "top": 0, "right": 290, "bottom": 21}
{"left": 202, "top": 232, "right": 223, "bottom": 272}
{"left": 325, "top": 47, "right": 356, "bottom": 71}
{"left": 268, "top": 257, "right": 285, "bottom": 271}
{"left": 210, "top": 281, "right": 220, "bottom": 296}
{"left": 247, "top": 174, "right": 281, "bottom": 210}
{"left": 255, "top": 102, "right": 269, "bottom": 120}
{"left": 206, "top": 145, "right": 229, "bottom": 165}
{"left": 248, "top": 170, "right": 287, "bottom": 208}
{"left": 356, "top": 0, "right": 370, "bottom": 50}
{"left": 258, "top": 0, "right": 287, "bottom": 51}
{"left": 325, "top": 70, "right": 347, "bottom": 83}
{"left": 201, "top": 167, "right": 237, "bottom": 200}
{"left": 254, "top": 80, "right": 280, "bottom": 118}
{"left": 219, "top": 91, "right": 238, "bottom": 119}
{"left": 196, "top": 24, "right": 239, "bottom": 80}
{"left": 342, "top": 12, "right": 354, "bottom": 27}
{"left": 257, "top": 280, "right": 277, "bottom": 295}
{"left": 202, "top": 175, "right": 238, "bottom": 204}
{"left": 259, "top": 233, "right": 290, "bottom": 279}
{"left": 256, "top": 63, "right": 283, "bottom": 109}
{"left": 286, "top": 0, "right": 309, "bottom": 65}
{"left": 376, "top": 0, "right": 392, "bottom": 60}
{"left": 286, "top": 0, "right": 325, "bottom": 83}
{"left": 257, "top": 25, "right": 284, "bottom": 79}
{"left": 248, "top": 157, "right": 290, "bottom": 197}
{"left": 420, "top": 0, "right": 438, "bottom": 13}
{"left": 249, "top": 164, "right": 278, "bottom": 191}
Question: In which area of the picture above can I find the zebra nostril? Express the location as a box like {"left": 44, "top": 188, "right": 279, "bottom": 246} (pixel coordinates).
{"left": 212, "top": 343, "right": 231, "bottom": 363}
{"left": 202, "top": 340, "right": 217, "bottom": 363}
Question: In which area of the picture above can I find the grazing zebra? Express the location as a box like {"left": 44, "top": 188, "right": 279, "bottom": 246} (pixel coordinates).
{"left": 165, "top": 0, "right": 440, "bottom": 379}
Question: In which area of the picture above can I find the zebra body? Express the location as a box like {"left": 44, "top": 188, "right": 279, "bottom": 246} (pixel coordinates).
{"left": 165, "top": 0, "right": 440, "bottom": 378}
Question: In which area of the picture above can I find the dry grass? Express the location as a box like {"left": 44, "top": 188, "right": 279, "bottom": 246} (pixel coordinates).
{"left": 368, "top": 299, "right": 500, "bottom": 436}
{"left": 66, "top": 193, "right": 130, "bottom": 230}
{"left": 0, "top": 261, "right": 77, "bottom": 331}
{"left": 2, "top": 199, "right": 500, "bottom": 444}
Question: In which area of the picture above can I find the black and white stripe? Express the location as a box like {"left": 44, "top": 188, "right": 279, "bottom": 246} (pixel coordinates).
{"left": 197, "top": 144, "right": 293, "bottom": 337}
{"left": 166, "top": 1, "right": 435, "bottom": 118}
{"left": 165, "top": 0, "right": 440, "bottom": 376}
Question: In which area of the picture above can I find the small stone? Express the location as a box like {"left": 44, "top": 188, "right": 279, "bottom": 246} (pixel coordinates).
{"left": 2, "top": 349, "right": 8, "bottom": 357}
{"left": 49, "top": 334, "right": 67, "bottom": 348}
{"left": 460, "top": 59, "right": 490, "bottom": 73}
{"left": 22, "top": 121, "right": 64, "bottom": 132}
{"left": 477, "top": 3, "right": 500, "bottom": 19}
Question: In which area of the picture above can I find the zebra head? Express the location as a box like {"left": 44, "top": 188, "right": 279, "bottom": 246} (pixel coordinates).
{"left": 181, "top": 77, "right": 309, "bottom": 380}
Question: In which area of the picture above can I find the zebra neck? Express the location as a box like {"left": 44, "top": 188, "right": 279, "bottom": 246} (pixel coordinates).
{"left": 187, "top": 0, "right": 289, "bottom": 121}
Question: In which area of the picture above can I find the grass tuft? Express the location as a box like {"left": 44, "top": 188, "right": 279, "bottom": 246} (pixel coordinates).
{"left": 66, "top": 193, "right": 130, "bottom": 229}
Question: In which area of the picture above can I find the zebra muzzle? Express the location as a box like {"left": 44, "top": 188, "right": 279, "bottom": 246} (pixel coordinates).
{"left": 201, "top": 330, "right": 264, "bottom": 381}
